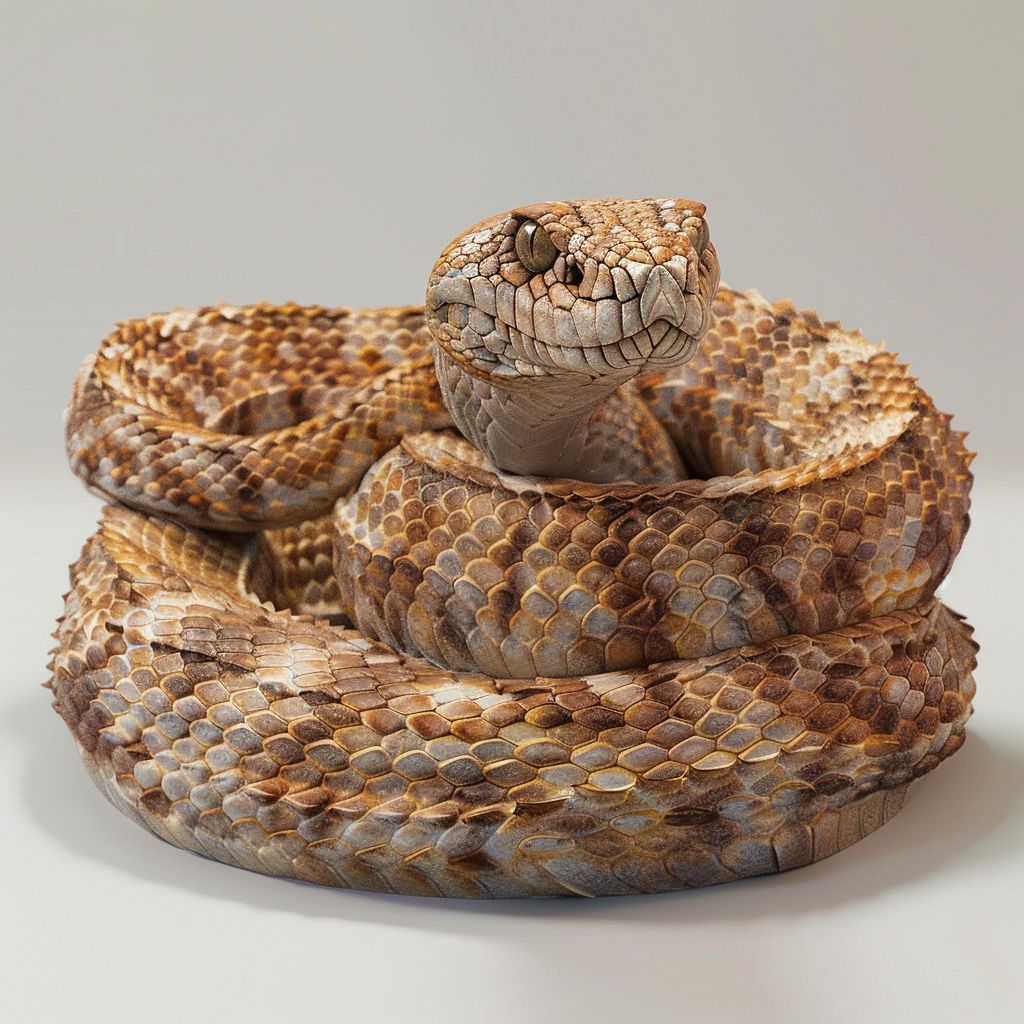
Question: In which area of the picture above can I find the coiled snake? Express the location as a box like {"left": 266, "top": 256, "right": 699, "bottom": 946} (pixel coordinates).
{"left": 50, "top": 199, "right": 977, "bottom": 898}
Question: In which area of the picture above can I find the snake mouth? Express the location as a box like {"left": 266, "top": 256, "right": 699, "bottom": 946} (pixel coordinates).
{"left": 487, "top": 320, "right": 703, "bottom": 379}
{"left": 427, "top": 238, "right": 718, "bottom": 384}
{"left": 427, "top": 301, "right": 704, "bottom": 382}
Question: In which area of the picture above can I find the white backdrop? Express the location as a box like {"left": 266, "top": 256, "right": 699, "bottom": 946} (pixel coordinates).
{"left": 2, "top": 3, "right": 1021, "bottom": 1021}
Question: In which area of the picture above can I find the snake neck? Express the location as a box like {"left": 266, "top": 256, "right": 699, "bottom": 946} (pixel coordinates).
{"left": 434, "top": 348, "right": 634, "bottom": 482}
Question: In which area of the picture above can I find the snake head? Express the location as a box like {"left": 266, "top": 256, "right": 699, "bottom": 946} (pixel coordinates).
{"left": 425, "top": 198, "right": 720, "bottom": 386}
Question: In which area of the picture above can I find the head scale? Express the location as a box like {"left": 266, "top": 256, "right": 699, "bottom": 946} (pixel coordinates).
{"left": 425, "top": 198, "right": 720, "bottom": 479}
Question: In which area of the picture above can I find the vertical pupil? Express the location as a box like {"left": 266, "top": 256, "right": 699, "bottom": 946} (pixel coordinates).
{"left": 516, "top": 222, "right": 556, "bottom": 272}
{"left": 523, "top": 224, "right": 537, "bottom": 258}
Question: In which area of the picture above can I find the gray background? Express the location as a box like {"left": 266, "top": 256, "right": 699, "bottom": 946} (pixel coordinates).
{"left": 2, "top": 3, "right": 1021, "bottom": 1022}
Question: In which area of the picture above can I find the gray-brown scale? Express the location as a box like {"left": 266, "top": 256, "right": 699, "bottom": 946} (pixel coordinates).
{"left": 51, "top": 198, "right": 976, "bottom": 897}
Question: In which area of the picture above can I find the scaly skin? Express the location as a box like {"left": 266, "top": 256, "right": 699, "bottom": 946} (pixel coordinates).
{"left": 51, "top": 199, "right": 976, "bottom": 897}
{"left": 427, "top": 199, "right": 719, "bottom": 481}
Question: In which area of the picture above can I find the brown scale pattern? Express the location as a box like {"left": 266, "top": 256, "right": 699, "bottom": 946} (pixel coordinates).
{"left": 67, "top": 303, "right": 452, "bottom": 530}
{"left": 256, "top": 513, "right": 342, "bottom": 620}
{"left": 336, "top": 293, "right": 972, "bottom": 682}
{"left": 50, "top": 507, "right": 975, "bottom": 898}
{"left": 51, "top": 200, "right": 976, "bottom": 898}
{"left": 642, "top": 287, "right": 924, "bottom": 485}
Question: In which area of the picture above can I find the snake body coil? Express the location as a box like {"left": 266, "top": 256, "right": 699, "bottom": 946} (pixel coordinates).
{"left": 50, "top": 199, "right": 976, "bottom": 898}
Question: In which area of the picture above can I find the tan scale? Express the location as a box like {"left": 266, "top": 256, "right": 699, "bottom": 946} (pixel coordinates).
{"left": 51, "top": 198, "right": 976, "bottom": 897}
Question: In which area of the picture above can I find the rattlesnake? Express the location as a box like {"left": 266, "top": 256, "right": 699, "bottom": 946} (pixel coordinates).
{"left": 49, "top": 199, "right": 976, "bottom": 898}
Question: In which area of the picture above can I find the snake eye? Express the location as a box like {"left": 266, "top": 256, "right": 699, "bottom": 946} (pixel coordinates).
{"left": 514, "top": 221, "right": 559, "bottom": 274}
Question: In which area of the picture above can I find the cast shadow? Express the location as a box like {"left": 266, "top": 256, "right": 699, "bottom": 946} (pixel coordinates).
{"left": 17, "top": 689, "right": 1023, "bottom": 937}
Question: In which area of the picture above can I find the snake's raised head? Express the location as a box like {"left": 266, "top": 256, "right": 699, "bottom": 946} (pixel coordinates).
{"left": 426, "top": 198, "right": 720, "bottom": 480}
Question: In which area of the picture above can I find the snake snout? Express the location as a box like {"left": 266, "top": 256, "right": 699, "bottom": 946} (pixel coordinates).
{"left": 639, "top": 262, "right": 693, "bottom": 330}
